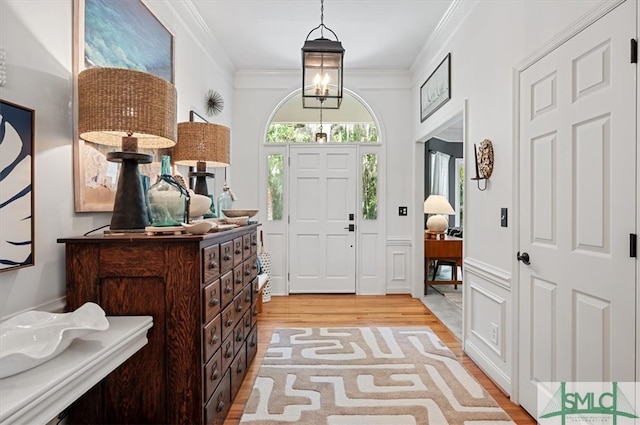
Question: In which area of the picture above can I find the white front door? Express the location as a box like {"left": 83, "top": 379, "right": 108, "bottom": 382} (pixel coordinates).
{"left": 518, "top": 0, "right": 637, "bottom": 417}
{"left": 289, "top": 145, "right": 357, "bottom": 293}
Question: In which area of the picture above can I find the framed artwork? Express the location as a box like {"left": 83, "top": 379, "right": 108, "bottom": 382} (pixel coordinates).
{"left": 0, "top": 100, "right": 35, "bottom": 272}
{"left": 73, "top": 0, "right": 174, "bottom": 212}
{"left": 420, "top": 53, "right": 451, "bottom": 123}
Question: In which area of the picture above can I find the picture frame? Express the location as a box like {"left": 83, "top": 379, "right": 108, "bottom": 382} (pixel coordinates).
{"left": 0, "top": 100, "right": 35, "bottom": 272}
{"left": 420, "top": 53, "right": 451, "bottom": 123}
{"left": 72, "top": 0, "right": 174, "bottom": 212}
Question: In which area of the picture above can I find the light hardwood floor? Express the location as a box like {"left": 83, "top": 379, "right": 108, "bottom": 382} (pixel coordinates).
{"left": 225, "top": 294, "right": 536, "bottom": 424}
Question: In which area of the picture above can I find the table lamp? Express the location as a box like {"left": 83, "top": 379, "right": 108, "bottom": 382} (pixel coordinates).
{"left": 78, "top": 67, "right": 177, "bottom": 231}
{"left": 424, "top": 195, "right": 455, "bottom": 234}
{"left": 172, "top": 122, "right": 230, "bottom": 216}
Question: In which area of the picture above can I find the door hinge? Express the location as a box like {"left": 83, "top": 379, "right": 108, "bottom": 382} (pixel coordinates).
{"left": 288, "top": 215, "right": 290, "bottom": 224}
{"left": 630, "top": 233, "right": 637, "bottom": 258}
{"left": 288, "top": 156, "right": 291, "bottom": 166}
{"left": 631, "top": 39, "right": 638, "bottom": 64}
{"left": 287, "top": 272, "right": 290, "bottom": 281}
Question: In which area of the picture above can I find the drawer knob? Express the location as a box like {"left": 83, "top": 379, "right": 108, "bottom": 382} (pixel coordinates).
{"left": 236, "top": 332, "right": 243, "bottom": 342}
{"left": 210, "top": 295, "right": 220, "bottom": 306}
{"left": 209, "top": 261, "right": 218, "bottom": 269}
{"left": 224, "top": 286, "right": 233, "bottom": 294}
{"left": 236, "top": 304, "right": 243, "bottom": 312}
{"left": 235, "top": 277, "right": 243, "bottom": 284}
{"left": 210, "top": 368, "right": 220, "bottom": 381}
{"left": 236, "top": 363, "right": 244, "bottom": 374}
{"left": 245, "top": 293, "right": 251, "bottom": 302}
{"left": 216, "top": 394, "right": 225, "bottom": 412}
{"left": 244, "top": 270, "right": 251, "bottom": 276}
{"left": 226, "top": 318, "right": 233, "bottom": 327}
{"left": 209, "top": 327, "right": 219, "bottom": 345}
{"left": 225, "top": 344, "right": 233, "bottom": 358}
{"left": 251, "top": 241, "right": 258, "bottom": 246}
{"left": 235, "top": 248, "right": 242, "bottom": 254}
{"left": 224, "top": 254, "right": 232, "bottom": 261}
{"left": 250, "top": 339, "right": 256, "bottom": 348}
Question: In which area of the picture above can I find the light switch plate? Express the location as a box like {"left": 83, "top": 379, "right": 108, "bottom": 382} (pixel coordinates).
{"left": 501, "top": 207, "right": 508, "bottom": 227}
{"left": 399, "top": 206, "right": 408, "bottom": 216}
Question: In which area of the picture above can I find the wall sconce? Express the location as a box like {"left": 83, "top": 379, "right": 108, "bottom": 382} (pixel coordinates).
{"left": 424, "top": 194, "right": 455, "bottom": 238}
{"left": 78, "top": 67, "right": 177, "bottom": 232}
{"left": 301, "top": 0, "right": 344, "bottom": 109}
{"left": 471, "top": 139, "right": 494, "bottom": 191}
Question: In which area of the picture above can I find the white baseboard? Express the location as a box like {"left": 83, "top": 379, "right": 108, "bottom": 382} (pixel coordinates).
{"left": 464, "top": 339, "right": 512, "bottom": 396}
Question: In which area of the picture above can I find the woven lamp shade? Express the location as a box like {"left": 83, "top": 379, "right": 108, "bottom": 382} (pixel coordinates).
{"left": 173, "top": 122, "right": 230, "bottom": 167}
{"left": 78, "top": 67, "right": 177, "bottom": 148}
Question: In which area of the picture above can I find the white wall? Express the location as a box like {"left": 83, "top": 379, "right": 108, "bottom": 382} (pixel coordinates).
{"left": 0, "top": 0, "right": 235, "bottom": 319}
{"left": 410, "top": 0, "right": 608, "bottom": 395}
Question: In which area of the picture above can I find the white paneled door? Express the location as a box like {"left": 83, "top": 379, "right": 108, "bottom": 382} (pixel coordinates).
{"left": 518, "top": 0, "right": 637, "bottom": 417}
{"left": 289, "top": 146, "right": 357, "bottom": 293}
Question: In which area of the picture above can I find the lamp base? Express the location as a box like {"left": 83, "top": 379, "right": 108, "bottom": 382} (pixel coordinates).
{"left": 107, "top": 151, "right": 152, "bottom": 231}
{"left": 426, "top": 214, "right": 449, "bottom": 234}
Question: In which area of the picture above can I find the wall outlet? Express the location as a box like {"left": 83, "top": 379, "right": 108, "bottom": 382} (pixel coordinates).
{"left": 399, "top": 206, "right": 408, "bottom": 216}
{"left": 490, "top": 322, "right": 498, "bottom": 344}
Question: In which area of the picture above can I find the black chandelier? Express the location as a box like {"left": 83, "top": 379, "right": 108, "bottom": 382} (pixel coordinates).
{"left": 301, "top": 0, "right": 344, "bottom": 109}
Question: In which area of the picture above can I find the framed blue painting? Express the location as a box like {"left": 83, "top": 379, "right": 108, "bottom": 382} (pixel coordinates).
{"left": 0, "top": 100, "right": 35, "bottom": 272}
{"left": 73, "top": 0, "right": 174, "bottom": 212}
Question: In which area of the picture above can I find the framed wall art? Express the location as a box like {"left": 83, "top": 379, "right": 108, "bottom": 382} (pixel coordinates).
{"left": 0, "top": 100, "right": 35, "bottom": 272}
{"left": 72, "top": 0, "right": 174, "bottom": 212}
{"left": 420, "top": 53, "right": 451, "bottom": 123}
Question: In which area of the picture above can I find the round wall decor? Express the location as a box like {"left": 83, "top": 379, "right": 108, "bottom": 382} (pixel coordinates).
{"left": 477, "top": 139, "right": 494, "bottom": 178}
{"left": 204, "top": 89, "right": 224, "bottom": 116}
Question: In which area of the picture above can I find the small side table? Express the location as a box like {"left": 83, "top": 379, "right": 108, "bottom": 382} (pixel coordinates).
{"left": 424, "top": 234, "right": 463, "bottom": 293}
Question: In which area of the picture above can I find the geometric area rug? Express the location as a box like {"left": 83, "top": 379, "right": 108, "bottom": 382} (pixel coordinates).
{"left": 240, "top": 327, "right": 515, "bottom": 424}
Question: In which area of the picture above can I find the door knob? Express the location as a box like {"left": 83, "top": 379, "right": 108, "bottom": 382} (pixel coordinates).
{"left": 516, "top": 251, "right": 530, "bottom": 265}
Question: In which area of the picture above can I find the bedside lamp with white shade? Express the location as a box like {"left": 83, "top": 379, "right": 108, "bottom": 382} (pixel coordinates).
{"left": 424, "top": 195, "right": 455, "bottom": 235}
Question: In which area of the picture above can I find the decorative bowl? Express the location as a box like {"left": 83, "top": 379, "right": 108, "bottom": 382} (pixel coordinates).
{"left": 0, "top": 302, "right": 109, "bottom": 378}
{"left": 220, "top": 216, "right": 249, "bottom": 226}
{"left": 189, "top": 191, "right": 213, "bottom": 218}
{"left": 181, "top": 221, "right": 215, "bottom": 235}
{"left": 222, "top": 209, "right": 258, "bottom": 218}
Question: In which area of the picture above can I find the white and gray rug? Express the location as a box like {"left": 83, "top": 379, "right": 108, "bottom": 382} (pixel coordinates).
{"left": 240, "top": 327, "right": 514, "bottom": 424}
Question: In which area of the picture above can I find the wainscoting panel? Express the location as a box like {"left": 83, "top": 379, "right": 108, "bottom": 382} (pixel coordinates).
{"left": 386, "top": 238, "right": 412, "bottom": 294}
{"left": 463, "top": 258, "right": 512, "bottom": 395}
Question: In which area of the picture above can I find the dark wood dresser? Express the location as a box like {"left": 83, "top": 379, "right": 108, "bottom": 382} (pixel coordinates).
{"left": 58, "top": 224, "right": 260, "bottom": 424}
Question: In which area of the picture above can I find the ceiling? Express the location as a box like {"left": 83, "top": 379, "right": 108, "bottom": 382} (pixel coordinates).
{"left": 190, "top": 0, "right": 455, "bottom": 71}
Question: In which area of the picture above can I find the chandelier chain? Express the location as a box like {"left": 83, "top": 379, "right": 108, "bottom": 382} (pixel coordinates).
{"left": 320, "top": 0, "right": 324, "bottom": 37}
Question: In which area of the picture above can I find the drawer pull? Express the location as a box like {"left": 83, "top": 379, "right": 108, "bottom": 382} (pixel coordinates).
{"left": 252, "top": 308, "right": 258, "bottom": 317}
{"left": 210, "top": 362, "right": 220, "bottom": 381}
{"left": 224, "top": 286, "right": 233, "bottom": 294}
{"left": 245, "top": 319, "right": 251, "bottom": 328}
{"left": 209, "top": 294, "right": 220, "bottom": 306}
{"left": 236, "top": 303, "right": 243, "bottom": 312}
{"left": 236, "top": 363, "right": 244, "bottom": 374}
{"left": 226, "top": 317, "right": 233, "bottom": 327}
{"left": 236, "top": 332, "right": 243, "bottom": 342}
{"left": 225, "top": 343, "right": 233, "bottom": 358}
{"left": 209, "top": 327, "right": 219, "bottom": 345}
{"left": 250, "top": 339, "right": 256, "bottom": 348}
{"left": 235, "top": 277, "right": 243, "bottom": 284}
{"left": 216, "top": 394, "right": 225, "bottom": 412}
{"left": 224, "top": 254, "right": 232, "bottom": 261}
{"left": 245, "top": 293, "right": 251, "bottom": 303}
{"left": 251, "top": 241, "right": 258, "bottom": 246}
{"left": 235, "top": 247, "right": 242, "bottom": 254}
{"left": 244, "top": 244, "right": 250, "bottom": 251}
{"left": 209, "top": 261, "right": 218, "bottom": 269}
{"left": 244, "top": 270, "right": 251, "bottom": 276}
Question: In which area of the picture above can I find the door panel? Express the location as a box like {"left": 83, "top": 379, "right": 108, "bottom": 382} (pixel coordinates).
{"left": 289, "top": 146, "right": 357, "bottom": 293}
{"left": 518, "top": 0, "right": 636, "bottom": 416}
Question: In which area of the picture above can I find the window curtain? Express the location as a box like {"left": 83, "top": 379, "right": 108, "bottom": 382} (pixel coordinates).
{"left": 430, "top": 151, "right": 450, "bottom": 196}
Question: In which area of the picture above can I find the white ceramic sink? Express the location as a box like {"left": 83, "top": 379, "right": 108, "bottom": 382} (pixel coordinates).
{"left": 0, "top": 302, "right": 109, "bottom": 378}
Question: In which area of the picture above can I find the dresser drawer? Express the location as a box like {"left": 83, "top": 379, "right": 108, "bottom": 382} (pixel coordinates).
{"left": 204, "top": 370, "right": 231, "bottom": 425}
{"left": 203, "top": 244, "right": 221, "bottom": 283}
{"left": 232, "top": 320, "right": 245, "bottom": 356}
{"left": 220, "top": 270, "right": 234, "bottom": 307}
{"left": 242, "top": 234, "right": 252, "bottom": 259}
{"left": 233, "top": 265, "right": 244, "bottom": 295}
{"left": 247, "top": 325, "right": 258, "bottom": 366}
{"left": 221, "top": 333, "right": 234, "bottom": 373}
{"left": 233, "top": 237, "right": 244, "bottom": 267}
{"left": 220, "top": 241, "right": 234, "bottom": 273}
{"left": 250, "top": 231, "right": 258, "bottom": 255}
{"left": 243, "top": 255, "right": 258, "bottom": 286}
{"left": 203, "top": 314, "right": 221, "bottom": 362}
{"left": 230, "top": 344, "right": 247, "bottom": 400}
{"left": 203, "top": 279, "right": 221, "bottom": 324}
{"left": 203, "top": 349, "right": 223, "bottom": 402}
{"left": 221, "top": 303, "right": 236, "bottom": 340}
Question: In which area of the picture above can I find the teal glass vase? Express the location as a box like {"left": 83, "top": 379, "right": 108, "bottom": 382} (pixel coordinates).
{"left": 147, "top": 156, "right": 188, "bottom": 227}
